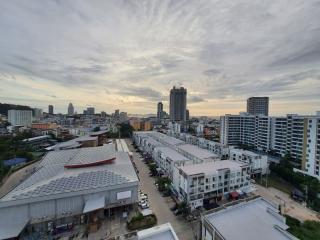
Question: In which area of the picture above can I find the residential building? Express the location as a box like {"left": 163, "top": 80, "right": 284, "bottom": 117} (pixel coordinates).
{"left": 115, "top": 109, "right": 120, "bottom": 119}
{"left": 141, "top": 121, "right": 152, "bottom": 131}
{"left": 229, "top": 148, "right": 268, "bottom": 175}
{"left": 157, "top": 102, "right": 164, "bottom": 120}
{"left": 170, "top": 86, "right": 187, "bottom": 122}
{"left": 130, "top": 119, "right": 152, "bottom": 131}
{"left": 8, "top": 109, "right": 33, "bottom": 127}
{"left": 247, "top": 97, "right": 269, "bottom": 116}
{"left": 186, "top": 109, "right": 190, "bottom": 121}
{"left": 32, "top": 123, "right": 58, "bottom": 130}
{"left": 86, "top": 107, "right": 95, "bottom": 115}
{"left": 153, "top": 146, "right": 191, "bottom": 193}
{"left": 270, "top": 114, "right": 320, "bottom": 165}
{"left": 270, "top": 116, "right": 287, "bottom": 156}
{"left": 0, "top": 144, "right": 138, "bottom": 239}
{"left": 202, "top": 197, "right": 297, "bottom": 240}
{"left": 130, "top": 119, "right": 142, "bottom": 131}
{"left": 179, "top": 160, "right": 251, "bottom": 209}
{"left": 300, "top": 115, "right": 320, "bottom": 178}
{"left": 101, "top": 111, "right": 107, "bottom": 118}
{"left": 48, "top": 105, "right": 54, "bottom": 115}
{"left": 220, "top": 113, "right": 271, "bottom": 152}
{"left": 119, "top": 112, "right": 128, "bottom": 122}
{"left": 169, "top": 132, "right": 229, "bottom": 158}
{"left": 33, "top": 108, "right": 43, "bottom": 120}
{"left": 68, "top": 103, "right": 74, "bottom": 115}
{"left": 196, "top": 124, "right": 204, "bottom": 136}
{"left": 133, "top": 131, "right": 253, "bottom": 209}
{"left": 221, "top": 112, "right": 320, "bottom": 179}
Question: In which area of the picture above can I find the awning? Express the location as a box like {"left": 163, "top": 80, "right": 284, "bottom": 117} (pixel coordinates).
{"left": 83, "top": 196, "right": 105, "bottom": 214}
{"left": 230, "top": 191, "right": 239, "bottom": 198}
{"left": 0, "top": 219, "right": 29, "bottom": 239}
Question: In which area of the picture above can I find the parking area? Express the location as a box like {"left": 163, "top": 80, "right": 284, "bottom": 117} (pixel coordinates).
{"left": 126, "top": 139, "right": 199, "bottom": 240}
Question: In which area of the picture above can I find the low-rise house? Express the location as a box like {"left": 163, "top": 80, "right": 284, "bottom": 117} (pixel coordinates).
{"left": 229, "top": 148, "right": 268, "bottom": 175}
{"left": 179, "top": 160, "right": 251, "bottom": 210}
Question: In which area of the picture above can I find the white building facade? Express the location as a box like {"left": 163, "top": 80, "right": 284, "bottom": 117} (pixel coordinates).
{"left": 8, "top": 109, "right": 33, "bottom": 127}
{"left": 229, "top": 148, "right": 268, "bottom": 175}
{"left": 179, "top": 161, "right": 251, "bottom": 210}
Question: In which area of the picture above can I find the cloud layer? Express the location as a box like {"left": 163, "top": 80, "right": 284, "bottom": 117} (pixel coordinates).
{"left": 0, "top": 0, "right": 319, "bottom": 115}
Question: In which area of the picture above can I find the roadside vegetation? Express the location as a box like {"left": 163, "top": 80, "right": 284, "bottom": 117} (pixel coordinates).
{"left": 267, "top": 153, "right": 320, "bottom": 212}
{"left": 258, "top": 173, "right": 294, "bottom": 195}
{"left": 0, "top": 132, "right": 38, "bottom": 182}
{"left": 127, "top": 213, "right": 157, "bottom": 230}
{"left": 106, "top": 123, "right": 134, "bottom": 138}
{"left": 286, "top": 215, "right": 320, "bottom": 240}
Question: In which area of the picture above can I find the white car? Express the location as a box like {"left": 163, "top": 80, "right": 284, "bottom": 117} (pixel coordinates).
{"left": 140, "top": 202, "right": 149, "bottom": 209}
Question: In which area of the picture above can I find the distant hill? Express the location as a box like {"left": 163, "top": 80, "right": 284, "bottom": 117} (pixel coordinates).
{"left": 0, "top": 103, "right": 32, "bottom": 116}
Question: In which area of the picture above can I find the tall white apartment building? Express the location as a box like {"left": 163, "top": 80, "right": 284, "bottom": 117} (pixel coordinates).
{"left": 302, "top": 117, "right": 320, "bottom": 178}
{"left": 221, "top": 112, "right": 320, "bottom": 179}
{"left": 178, "top": 160, "right": 251, "bottom": 209}
{"left": 8, "top": 110, "right": 33, "bottom": 127}
{"left": 220, "top": 113, "right": 271, "bottom": 152}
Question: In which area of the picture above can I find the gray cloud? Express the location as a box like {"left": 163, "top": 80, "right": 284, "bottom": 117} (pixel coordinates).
{"left": 117, "top": 87, "right": 165, "bottom": 101}
{"left": 0, "top": 0, "right": 319, "bottom": 114}
{"left": 189, "top": 96, "right": 206, "bottom": 103}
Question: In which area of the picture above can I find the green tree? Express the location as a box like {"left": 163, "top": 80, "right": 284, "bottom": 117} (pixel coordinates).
{"left": 119, "top": 123, "right": 134, "bottom": 138}
{"left": 93, "top": 126, "right": 100, "bottom": 132}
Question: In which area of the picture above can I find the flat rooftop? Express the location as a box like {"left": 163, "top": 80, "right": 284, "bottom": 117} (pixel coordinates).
{"left": 178, "top": 144, "right": 218, "bottom": 159}
{"left": 204, "top": 198, "right": 290, "bottom": 240}
{"left": 179, "top": 160, "right": 246, "bottom": 175}
{"left": 144, "top": 137, "right": 163, "bottom": 147}
{"left": 148, "top": 132, "right": 185, "bottom": 146}
{"left": 230, "top": 148, "right": 261, "bottom": 157}
{"left": 155, "top": 146, "right": 189, "bottom": 162}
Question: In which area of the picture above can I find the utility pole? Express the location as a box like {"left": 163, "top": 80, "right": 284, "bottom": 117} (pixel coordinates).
{"left": 117, "top": 125, "right": 121, "bottom": 139}
{"left": 265, "top": 167, "right": 269, "bottom": 188}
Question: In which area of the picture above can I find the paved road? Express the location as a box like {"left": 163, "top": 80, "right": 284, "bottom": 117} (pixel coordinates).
{"left": 255, "top": 184, "right": 319, "bottom": 221}
{"left": 126, "top": 139, "right": 198, "bottom": 240}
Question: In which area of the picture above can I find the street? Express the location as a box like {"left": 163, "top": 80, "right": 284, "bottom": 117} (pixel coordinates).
{"left": 126, "top": 139, "right": 198, "bottom": 240}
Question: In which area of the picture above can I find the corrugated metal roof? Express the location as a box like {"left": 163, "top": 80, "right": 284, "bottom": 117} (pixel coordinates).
{"left": 0, "top": 145, "right": 138, "bottom": 202}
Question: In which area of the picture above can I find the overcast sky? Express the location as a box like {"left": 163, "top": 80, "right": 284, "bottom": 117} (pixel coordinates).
{"left": 0, "top": 0, "right": 319, "bottom": 116}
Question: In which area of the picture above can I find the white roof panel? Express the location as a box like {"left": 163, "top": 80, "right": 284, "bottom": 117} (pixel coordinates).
{"left": 83, "top": 196, "right": 105, "bottom": 213}
{"left": 0, "top": 218, "right": 28, "bottom": 239}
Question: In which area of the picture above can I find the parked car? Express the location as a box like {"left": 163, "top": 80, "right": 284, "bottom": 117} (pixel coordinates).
{"left": 140, "top": 202, "right": 149, "bottom": 209}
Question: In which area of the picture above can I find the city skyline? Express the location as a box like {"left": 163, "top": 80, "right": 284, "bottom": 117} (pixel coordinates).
{"left": 0, "top": 1, "right": 320, "bottom": 115}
